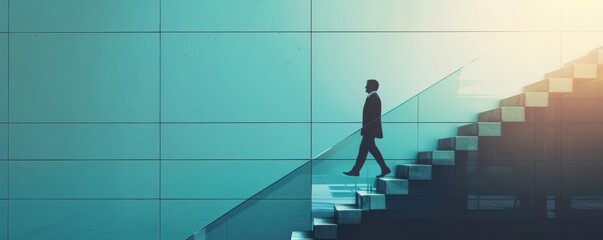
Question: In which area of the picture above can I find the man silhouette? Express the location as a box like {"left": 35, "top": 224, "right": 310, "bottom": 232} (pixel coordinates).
{"left": 344, "top": 79, "right": 391, "bottom": 178}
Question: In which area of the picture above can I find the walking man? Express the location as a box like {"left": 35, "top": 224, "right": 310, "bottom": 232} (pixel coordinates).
{"left": 344, "top": 79, "right": 391, "bottom": 178}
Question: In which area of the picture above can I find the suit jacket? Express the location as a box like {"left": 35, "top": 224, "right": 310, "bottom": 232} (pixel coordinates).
{"left": 361, "top": 93, "right": 383, "bottom": 138}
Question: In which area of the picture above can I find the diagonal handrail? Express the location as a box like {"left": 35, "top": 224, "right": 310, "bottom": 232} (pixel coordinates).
{"left": 189, "top": 160, "right": 311, "bottom": 238}
{"left": 190, "top": 13, "right": 580, "bottom": 234}
{"left": 194, "top": 43, "right": 503, "bottom": 237}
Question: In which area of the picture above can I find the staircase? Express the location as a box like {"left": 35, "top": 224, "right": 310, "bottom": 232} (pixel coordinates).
{"left": 291, "top": 48, "right": 603, "bottom": 239}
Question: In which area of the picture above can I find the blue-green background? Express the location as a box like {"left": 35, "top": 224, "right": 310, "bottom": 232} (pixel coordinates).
{"left": 2, "top": 0, "right": 603, "bottom": 239}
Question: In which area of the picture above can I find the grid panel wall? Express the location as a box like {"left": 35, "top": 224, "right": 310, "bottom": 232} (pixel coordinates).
{"left": 10, "top": 0, "right": 603, "bottom": 239}
{"left": 561, "top": 0, "right": 603, "bottom": 32}
{"left": 6, "top": 35, "right": 164, "bottom": 240}
{"left": 312, "top": 0, "right": 560, "bottom": 31}
{"left": 9, "top": 200, "right": 160, "bottom": 239}
{"left": 9, "top": 124, "right": 159, "bottom": 160}
{"left": 8, "top": 161, "right": 159, "bottom": 198}
{"left": 6, "top": 1, "right": 313, "bottom": 240}
{"left": 1, "top": 5, "right": 7, "bottom": 237}
{"left": 9, "top": 0, "right": 158, "bottom": 32}
{"left": 0, "top": 0, "right": 6, "bottom": 32}
{"left": 160, "top": 160, "right": 307, "bottom": 199}
{"left": 160, "top": 33, "right": 310, "bottom": 122}
{"left": 0, "top": 34, "right": 5, "bottom": 122}
{"left": 9, "top": 34, "right": 160, "bottom": 122}
{"left": 161, "top": 0, "right": 310, "bottom": 31}
{"left": 0, "top": 200, "right": 5, "bottom": 240}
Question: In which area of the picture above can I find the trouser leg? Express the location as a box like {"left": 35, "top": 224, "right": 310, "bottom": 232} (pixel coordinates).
{"left": 366, "top": 137, "right": 388, "bottom": 171}
{"left": 352, "top": 136, "right": 388, "bottom": 172}
{"left": 351, "top": 136, "right": 371, "bottom": 172}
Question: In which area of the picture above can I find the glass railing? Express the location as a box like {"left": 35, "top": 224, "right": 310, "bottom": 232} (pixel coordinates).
{"left": 188, "top": 26, "right": 573, "bottom": 240}
{"left": 310, "top": 30, "right": 564, "bottom": 218}
{"left": 187, "top": 161, "right": 312, "bottom": 240}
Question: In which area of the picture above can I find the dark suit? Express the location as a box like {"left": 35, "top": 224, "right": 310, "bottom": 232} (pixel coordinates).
{"left": 361, "top": 93, "right": 383, "bottom": 138}
{"left": 350, "top": 92, "right": 388, "bottom": 173}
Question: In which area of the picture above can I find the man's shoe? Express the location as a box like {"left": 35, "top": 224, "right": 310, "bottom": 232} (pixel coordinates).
{"left": 343, "top": 171, "right": 360, "bottom": 176}
{"left": 376, "top": 168, "right": 391, "bottom": 178}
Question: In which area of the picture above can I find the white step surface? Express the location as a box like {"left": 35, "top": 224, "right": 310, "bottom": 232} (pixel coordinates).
{"left": 291, "top": 231, "right": 313, "bottom": 240}
{"left": 438, "top": 136, "right": 478, "bottom": 151}
{"left": 500, "top": 92, "right": 549, "bottom": 107}
{"left": 396, "top": 164, "right": 432, "bottom": 180}
{"left": 376, "top": 177, "right": 409, "bottom": 195}
{"left": 458, "top": 122, "right": 502, "bottom": 137}
{"left": 523, "top": 78, "right": 573, "bottom": 93}
{"left": 418, "top": 151, "right": 455, "bottom": 165}
{"left": 334, "top": 204, "right": 362, "bottom": 224}
{"left": 565, "top": 50, "right": 603, "bottom": 65}
{"left": 313, "top": 218, "right": 336, "bottom": 239}
{"left": 545, "top": 64, "right": 598, "bottom": 79}
{"left": 478, "top": 107, "right": 525, "bottom": 122}
{"left": 355, "top": 191, "right": 386, "bottom": 210}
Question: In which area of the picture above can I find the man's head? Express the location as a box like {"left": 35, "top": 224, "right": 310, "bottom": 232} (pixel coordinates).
{"left": 365, "top": 79, "right": 379, "bottom": 93}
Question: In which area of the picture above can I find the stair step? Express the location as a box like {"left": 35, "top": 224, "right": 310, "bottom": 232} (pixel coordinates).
{"left": 291, "top": 231, "right": 313, "bottom": 240}
{"left": 376, "top": 177, "right": 409, "bottom": 195}
{"left": 478, "top": 107, "right": 525, "bottom": 122}
{"left": 523, "top": 78, "right": 573, "bottom": 93}
{"left": 356, "top": 191, "right": 386, "bottom": 210}
{"left": 565, "top": 50, "right": 603, "bottom": 65}
{"left": 396, "top": 164, "right": 432, "bottom": 180}
{"left": 500, "top": 92, "right": 549, "bottom": 107}
{"left": 457, "top": 122, "right": 501, "bottom": 137}
{"left": 312, "top": 218, "right": 337, "bottom": 239}
{"left": 334, "top": 204, "right": 362, "bottom": 224}
{"left": 544, "top": 64, "right": 598, "bottom": 79}
{"left": 438, "top": 136, "right": 478, "bottom": 151}
{"left": 418, "top": 151, "right": 455, "bottom": 165}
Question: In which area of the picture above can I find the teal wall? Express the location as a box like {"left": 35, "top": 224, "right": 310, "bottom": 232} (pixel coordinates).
{"left": 3, "top": 1, "right": 311, "bottom": 240}
{"left": 1, "top": 0, "right": 603, "bottom": 240}
{"left": 1, "top": 0, "right": 8, "bottom": 238}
